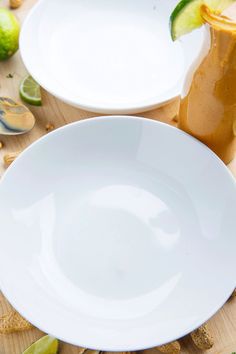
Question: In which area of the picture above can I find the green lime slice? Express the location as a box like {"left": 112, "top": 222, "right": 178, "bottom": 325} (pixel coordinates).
{"left": 23, "top": 335, "right": 58, "bottom": 354}
{"left": 19, "top": 75, "right": 42, "bottom": 106}
{"left": 170, "top": 0, "right": 235, "bottom": 40}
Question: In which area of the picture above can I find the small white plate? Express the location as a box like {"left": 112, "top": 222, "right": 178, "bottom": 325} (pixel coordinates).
{"left": 20, "top": 0, "right": 203, "bottom": 114}
{"left": 0, "top": 117, "right": 236, "bottom": 351}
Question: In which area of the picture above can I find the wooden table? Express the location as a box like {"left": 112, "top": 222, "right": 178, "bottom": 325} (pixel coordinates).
{"left": 0, "top": 1, "right": 236, "bottom": 353}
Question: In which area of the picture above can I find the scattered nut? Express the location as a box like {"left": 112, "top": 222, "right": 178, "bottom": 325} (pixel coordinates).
{"left": 0, "top": 141, "right": 4, "bottom": 149}
{"left": 9, "top": 0, "right": 22, "bottom": 9}
{"left": 156, "top": 340, "right": 181, "bottom": 354}
{"left": 45, "top": 123, "right": 55, "bottom": 132}
{"left": 3, "top": 151, "right": 21, "bottom": 166}
{"left": 172, "top": 115, "right": 178, "bottom": 123}
{"left": 0, "top": 310, "right": 33, "bottom": 334}
{"left": 190, "top": 323, "right": 214, "bottom": 350}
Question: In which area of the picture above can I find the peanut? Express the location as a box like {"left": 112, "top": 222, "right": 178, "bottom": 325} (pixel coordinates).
{"left": 190, "top": 323, "right": 214, "bottom": 350}
{"left": 3, "top": 151, "right": 21, "bottom": 166}
{"left": 9, "top": 0, "right": 22, "bottom": 9}
{"left": 45, "top": 123, "right": 55, "bottom": 132}
{"left": 156, "top": 340, "right": 181, "bottom": 354}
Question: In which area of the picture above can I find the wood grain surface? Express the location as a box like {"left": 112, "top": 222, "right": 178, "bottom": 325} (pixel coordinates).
{"left": 0, "top": 1, "right": 236, "bottom": 353}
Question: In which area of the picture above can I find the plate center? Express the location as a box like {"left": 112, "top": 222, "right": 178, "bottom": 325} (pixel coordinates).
{"left": 54, "top": 184, "right": 181, "bottom": 299}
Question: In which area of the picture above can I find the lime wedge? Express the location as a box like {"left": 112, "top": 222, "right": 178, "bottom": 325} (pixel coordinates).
{"left": 23, "top": 335, "right": 58, "bottom": 354}
{"left": 19, "top": 75, "right": 42, "bottom": 106}
{"left": 170, "top": 0, "right": 235, "bottom": 40}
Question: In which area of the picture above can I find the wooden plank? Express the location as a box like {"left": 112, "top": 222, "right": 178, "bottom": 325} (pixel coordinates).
{"left": 0, "top": 0, "right": 235, "bottom": 353}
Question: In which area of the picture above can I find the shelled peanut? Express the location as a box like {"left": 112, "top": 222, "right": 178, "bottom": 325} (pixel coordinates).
{"left": 3, "top": 151, "right": 21, "bottom": 166}
{"left": 157, "top": 340, "right": 181, "bottom": 354}
{"left": 190, "top": 323, "right": 214, "bottom": 350}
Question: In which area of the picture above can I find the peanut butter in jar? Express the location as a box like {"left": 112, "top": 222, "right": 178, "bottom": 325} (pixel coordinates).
{"left": 178, "top": 5, "right": 236, "bottom": 164}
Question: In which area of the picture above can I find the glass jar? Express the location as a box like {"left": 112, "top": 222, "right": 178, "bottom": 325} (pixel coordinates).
{"left": 178, "top": 5, "right": 236, "bottom": 164}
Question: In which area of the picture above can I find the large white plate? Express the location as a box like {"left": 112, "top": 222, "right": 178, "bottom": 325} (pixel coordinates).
{"left": 0, "top": 117, "right": 235, "bottom": 350}
{"left": 20, "top": 0, "right": 203, "bottom": 114}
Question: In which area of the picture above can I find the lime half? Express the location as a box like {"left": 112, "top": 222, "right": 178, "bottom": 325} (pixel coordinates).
{"left": 19, "top": 75, "right": 42, "bottom": 106}
{"left": 23, "top": 335, "right": 59, "bottom": 354}
{"left": 0, "top": 8, "right": 20, "bottom": 60}
{"left": 170, "top": 0, "right": 236, "bottom": 40}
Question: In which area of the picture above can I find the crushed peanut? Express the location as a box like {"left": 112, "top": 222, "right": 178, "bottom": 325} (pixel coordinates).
{"left": 0, "top": 310, "right": 32, "bottom": 334}
{"left": 45, "top": 123, "right": 55, "bottom": 132}
{"left": 0, "top": 141, "right": 4, "bottom": 149}
{"left": 9, "top": 0, "right": 22, "bottom": 9}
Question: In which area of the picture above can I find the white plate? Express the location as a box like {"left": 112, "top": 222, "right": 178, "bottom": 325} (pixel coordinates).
{"left": 20, "top": 0, "right": 203, "bottom": 114}
{"left": 0, "top": 117, "right": 235, "bottom": 350}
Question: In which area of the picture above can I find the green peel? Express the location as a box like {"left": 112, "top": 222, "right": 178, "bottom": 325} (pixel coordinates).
{"left": 170, "top": 0, "right": 236, "bottom": 40}
{"left": 23, "top": 335, "right": 59, "bottom": 354}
